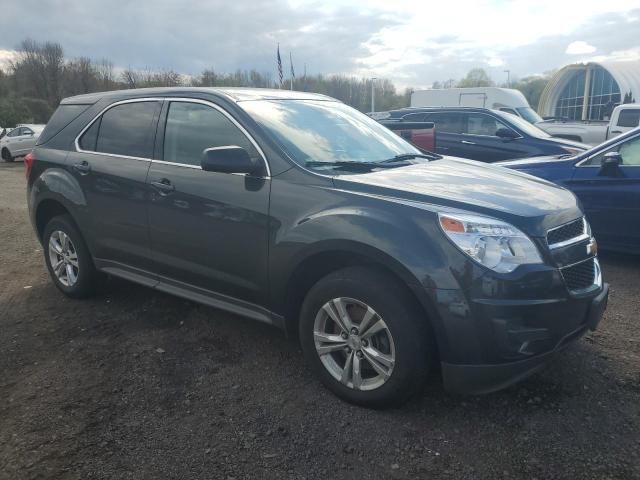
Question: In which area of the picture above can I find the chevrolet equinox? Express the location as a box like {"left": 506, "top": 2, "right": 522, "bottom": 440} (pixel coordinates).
{"left": 27, "top": 88, "right": 609, "bottom": 407}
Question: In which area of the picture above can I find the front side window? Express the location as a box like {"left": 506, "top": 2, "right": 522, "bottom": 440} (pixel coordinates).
{"left": 582, "top": 135, "right": 640, "bottom": 166}
{"left": 465, "top": 114, "right": 510, "bottom": 136}
{"left": 80, "top": 101, "right": 160, "bottom": 158}
{"left": 163, "top": 102, "right": 258, "bottom": 167}
{"left": 7, "top": 128, "right": 20, "bottom": 138}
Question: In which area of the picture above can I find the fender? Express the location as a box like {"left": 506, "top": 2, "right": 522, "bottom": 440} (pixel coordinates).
{"left": 29, "top": 165, "right": 91, "bottom": 246}
{"left": 267, "top": 200, "right": 464, "bottom": 348}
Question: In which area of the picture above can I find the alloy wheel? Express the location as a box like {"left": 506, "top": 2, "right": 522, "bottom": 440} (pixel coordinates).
{"left": 313, "top": 297, "right": 395, "bottom": 391}
{"left": 48, "top": 230, "right": 79, "bottom": 287}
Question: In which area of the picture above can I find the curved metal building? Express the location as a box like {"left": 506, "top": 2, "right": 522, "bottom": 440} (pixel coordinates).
{"left": 538, "top": 61, "right": 640, "bottom": 121}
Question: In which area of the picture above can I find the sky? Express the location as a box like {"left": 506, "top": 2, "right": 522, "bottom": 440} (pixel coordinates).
{"left": 0, "top": 0, "right": 639, "bottom": 88}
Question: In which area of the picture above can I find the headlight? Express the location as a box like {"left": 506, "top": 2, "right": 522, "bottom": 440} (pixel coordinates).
{"left": 438, "top": 213, "right": 542, "bottom": 273}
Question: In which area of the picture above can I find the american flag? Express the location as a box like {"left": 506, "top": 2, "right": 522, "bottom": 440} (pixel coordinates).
{"left": 277, "top": 43, "right": 283, "bottom": 87}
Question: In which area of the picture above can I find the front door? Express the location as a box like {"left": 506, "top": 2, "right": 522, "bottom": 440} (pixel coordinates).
{"left": 569, "top": 133, "right": 640, "bottom": 252}
{"left": 146, "top": 100, "right": 270, "bottom": 306}
{"left": 457, "top": 113, "right": 530, "bottom": 162}
{"left": 67, "top": 99, "right": 162, "bottom": 273}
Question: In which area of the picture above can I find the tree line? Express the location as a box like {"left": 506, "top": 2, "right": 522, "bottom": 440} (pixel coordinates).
{"left": 0, "top": 39, "right": 549, "bottom": 126}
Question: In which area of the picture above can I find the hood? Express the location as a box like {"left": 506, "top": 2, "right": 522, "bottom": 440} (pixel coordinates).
{"left": 546, "top": 137, "right": 590, "bottom": 150}
{"left": 333, "top": 157, "right": 582, "bottom": 236}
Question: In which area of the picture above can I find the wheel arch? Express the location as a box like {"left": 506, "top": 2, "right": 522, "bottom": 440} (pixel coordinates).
{"left": 281, "top": 241, "right": 441, "bottom": 347}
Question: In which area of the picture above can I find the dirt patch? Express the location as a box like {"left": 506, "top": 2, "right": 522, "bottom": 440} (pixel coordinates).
{"left": 1, "top": 161, "right": 639, "bottom": 479}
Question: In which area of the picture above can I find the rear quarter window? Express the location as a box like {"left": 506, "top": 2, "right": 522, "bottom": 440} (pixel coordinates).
{"left": 36, "top": 104, "right": 91, "bottom": 145}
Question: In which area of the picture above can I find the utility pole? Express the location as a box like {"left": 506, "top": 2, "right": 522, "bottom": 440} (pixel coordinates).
{"left": 371, "top": 77, "right": 377, "bottom": 113}
{"left": 504, "top": 70, "right": 511, "bottom": 88}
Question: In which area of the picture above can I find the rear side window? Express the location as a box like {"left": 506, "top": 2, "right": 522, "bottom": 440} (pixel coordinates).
{"left": 95, "top": 101, "right": 161, "bottom": 158}
{"left": 425, "top": 113, "right": 464, "bottom": 134}
{"left": 163, "top": 102, "right": 258, "bottom": 166}
{"left": 78, "top": 101, "right": 161, "bottom": 158}
{"left": 617, "top": 109, "right": 640, "bottom": 128}
{"left": 37, "top": 104, "right": 90, "bottom": 145}
{"left": 79, "top": 118, "right": 100, "bottom": 151}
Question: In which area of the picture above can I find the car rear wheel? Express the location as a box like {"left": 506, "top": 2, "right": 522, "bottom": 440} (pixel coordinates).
{"left": 1, "top": 148, "right": 14, "bottom": 162}
{"left": 43, "top": 215, "right": 97, "bottom": 298}
{"left": 299, "top": 266, "right": 434, "bottom": 408}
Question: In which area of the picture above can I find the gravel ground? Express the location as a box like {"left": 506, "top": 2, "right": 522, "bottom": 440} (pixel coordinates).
{"left": 1, "top": 160, "right": 639, "bottom": 480}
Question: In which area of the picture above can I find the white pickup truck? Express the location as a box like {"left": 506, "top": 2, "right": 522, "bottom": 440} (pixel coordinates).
{"left": 536, "top": 104, "right": 640, "bottom": 145}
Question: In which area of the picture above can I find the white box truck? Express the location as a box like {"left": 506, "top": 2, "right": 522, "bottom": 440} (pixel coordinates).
{"left": 410, "top": 87, "right": 543, "bottom": 124}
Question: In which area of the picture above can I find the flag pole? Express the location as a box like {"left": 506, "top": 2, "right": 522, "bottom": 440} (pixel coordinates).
{"left": 289, "top": 51, "right": 295, "bottom": 90}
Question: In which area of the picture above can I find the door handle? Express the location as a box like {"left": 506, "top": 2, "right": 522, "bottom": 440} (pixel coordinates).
{"left": 461, "top": 140, "right": 476, "bottom": 145}
{"left": 151, "top": 178, "right": 175, "bottom": 194}
{"left": 610, "top": 130, "right": 622, "bottom": 134}
{"left": 73, "top": 160, "right": 91, "bottom": 174}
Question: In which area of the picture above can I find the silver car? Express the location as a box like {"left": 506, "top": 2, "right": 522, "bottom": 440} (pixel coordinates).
{"left": 1, "top": 124, "right": 45, "bottom": 162}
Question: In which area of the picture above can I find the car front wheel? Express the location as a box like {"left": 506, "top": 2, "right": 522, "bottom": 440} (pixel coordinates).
{"left": 299, "top": 267, "right": 434, "bottom": 408}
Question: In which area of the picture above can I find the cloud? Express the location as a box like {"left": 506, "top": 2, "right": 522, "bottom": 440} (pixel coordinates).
{"left": 0, "top": 1, "right": 637, "bottom": 89}
{"left": 566, "top": 41, "right": 597, "bottom": 55}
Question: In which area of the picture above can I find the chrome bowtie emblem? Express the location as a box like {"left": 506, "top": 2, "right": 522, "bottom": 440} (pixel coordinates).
{"left": 587, "top": 238, "right": 598, "bottom": 256}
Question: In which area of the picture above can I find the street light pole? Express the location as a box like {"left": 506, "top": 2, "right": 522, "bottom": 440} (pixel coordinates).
{"left": 504, "top": 70, "right": 511, "bottom": 88}
{"left": 371, "top": 77, "right": 377, "bottom": 113}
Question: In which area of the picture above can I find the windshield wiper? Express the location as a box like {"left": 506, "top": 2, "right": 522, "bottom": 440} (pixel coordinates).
{"left": 305, "top": 160, "right": 412, "bottom": 171}
{"left": 380, "top": 152, "right": 441, "bottom": 163}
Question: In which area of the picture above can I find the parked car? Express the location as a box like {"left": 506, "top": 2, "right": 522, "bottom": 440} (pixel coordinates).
{"left": 409, "top": 87, "right": 543, "bottom": 124}
{"left": 371, "top": 107, "right": 588, "bottom": 162}
{"left": 499, "top": 127, "right": 640, "bottom": 254}
{"left": 378, "top": 120, "right": 436, "bottom": 152}
{"left": 28, "top": 88, "right": 608, "bottom": 407}
{"left": 1, "top": 124, "right": 45, "bottom": 162}
{"left": 537, "top": 104, "right": 640, "bottom": 145}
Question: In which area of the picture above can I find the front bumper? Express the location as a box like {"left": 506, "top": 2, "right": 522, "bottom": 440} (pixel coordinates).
{"left": 440, "top": 282, "right": 609, "bottom": 394}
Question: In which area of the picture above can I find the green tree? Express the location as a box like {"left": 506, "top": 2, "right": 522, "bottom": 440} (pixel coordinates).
{"left": 457, "top": 68, "right": 494, "bottom": 88}
{"left": 511, "top": 75, "right": 549, "bottom": 110}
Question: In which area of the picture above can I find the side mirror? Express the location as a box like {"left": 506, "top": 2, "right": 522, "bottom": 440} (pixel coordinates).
{"left": 598, "top": 151, "right": 622, "bottom": 177}
{"left": 201, "top": 146, "right": 261, "bottom": 175}
{"left": 496, "top": 127, "right": 519, "bottom": 140}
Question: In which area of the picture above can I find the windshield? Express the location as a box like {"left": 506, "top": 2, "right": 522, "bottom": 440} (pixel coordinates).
{"left": 516, "top": 107, "right": 544, "bottom": 124}
{"left": 497, "top": 110, "right": 551, "bottom": 138}
{"left": 239, "top": 100, "right": 420, "bottom": 171}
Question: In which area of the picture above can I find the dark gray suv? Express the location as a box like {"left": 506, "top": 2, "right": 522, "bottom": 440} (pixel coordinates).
{"left": 27, "top": 87, "right": 609, "bottom": 407}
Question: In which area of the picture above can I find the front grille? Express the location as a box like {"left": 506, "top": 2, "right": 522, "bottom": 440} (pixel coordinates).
{"left": 547, "top": 218, "right": 586, "bottom": 247}
{"left": 561, "top": 258, "right": 596, "bottom": 291}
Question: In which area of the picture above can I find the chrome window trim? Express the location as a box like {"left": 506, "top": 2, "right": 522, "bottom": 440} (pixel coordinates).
{"left": 74, "top": 97, "right": 161, "bottom": 161}
{"left": 74, "top": 97, "right": 271, "bottom": 177}
{"left": 547, "top": 217, "right": 590, "bottom": 250}
{"left": 575, "top": 131, "right": 640, "bottom": 167}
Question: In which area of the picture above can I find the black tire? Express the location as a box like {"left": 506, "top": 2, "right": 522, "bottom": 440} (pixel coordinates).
{"left": 2, "top": 148, "right": 14, "bottom": 162}
{"left": 43, "top": 214, "right": 97, "bottom": 298}
{"left": 299, "top": 266, "right": 434, "bottom": 408}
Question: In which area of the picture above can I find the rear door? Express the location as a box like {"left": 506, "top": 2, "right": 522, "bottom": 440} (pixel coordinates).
{"left": 68, "top": 99, "right": 162, "bottom": 274}
{"left": 422, "top": 112, "right": 465, "bottom": 157}
{"left": 9, "top": 127, "right": 32, "bottom": 155}
{"left": 569, "top": 133, "right": 640, "bottom": 251}
{"left": 146, "top": 99, "right": 270, "bottom": 306}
